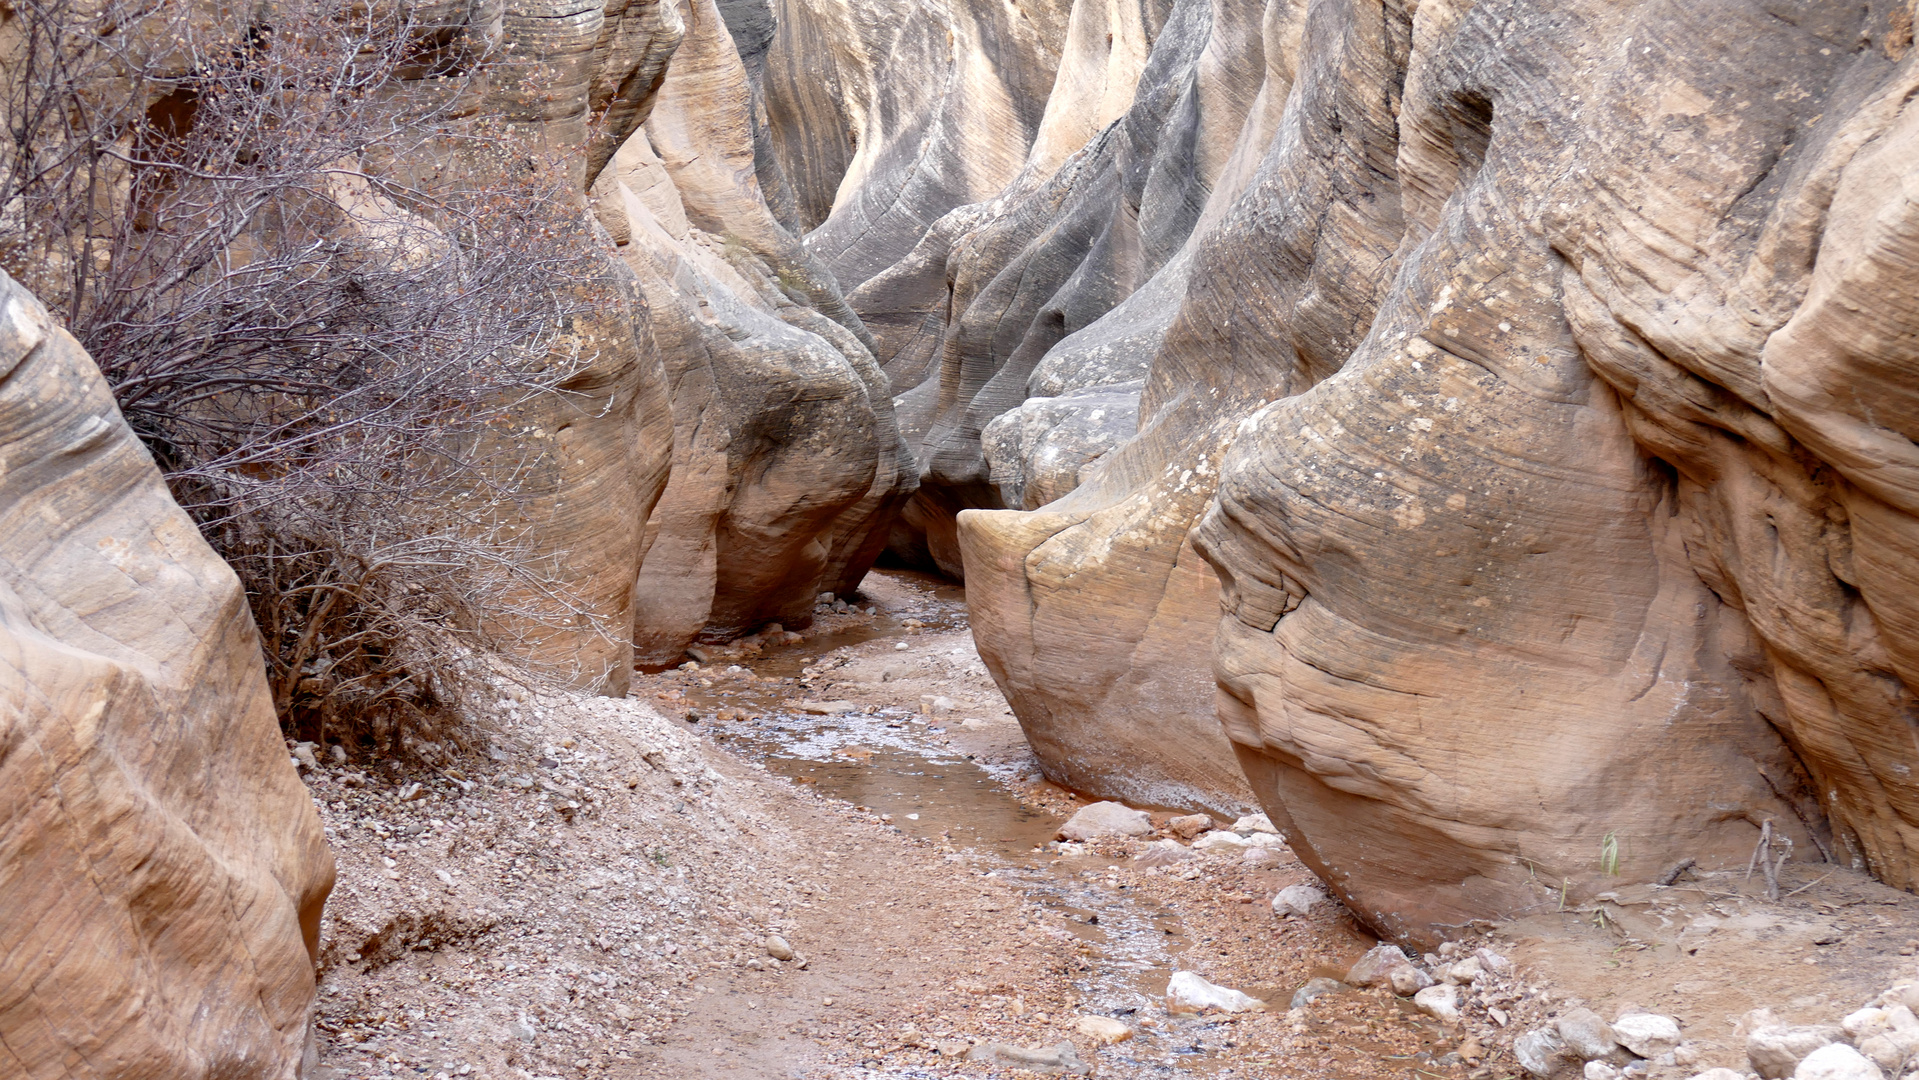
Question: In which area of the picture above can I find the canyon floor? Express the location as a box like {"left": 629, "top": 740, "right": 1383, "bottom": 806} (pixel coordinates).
{"left": 305, "top": 570, "right": 1919, "bottom": 1080}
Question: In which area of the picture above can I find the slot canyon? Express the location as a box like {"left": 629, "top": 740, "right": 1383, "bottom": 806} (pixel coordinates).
{"left": 5, "top": 0, "right": 1919, "bottom": 1077}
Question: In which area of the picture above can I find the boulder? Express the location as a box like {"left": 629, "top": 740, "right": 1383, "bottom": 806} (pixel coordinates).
{"left": 0, "top": 271, "right": 333, "bottom": 1077}
{"left": 1057, "top": 801, "right": 1154, "bottom": 841}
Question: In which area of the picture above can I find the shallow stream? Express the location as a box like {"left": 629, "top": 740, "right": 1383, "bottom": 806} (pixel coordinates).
{"left": 676, "top": 569, "right": 1370, "bottom": 1075}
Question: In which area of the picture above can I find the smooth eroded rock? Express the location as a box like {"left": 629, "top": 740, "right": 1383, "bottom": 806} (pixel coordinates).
{"left": 0, "top": 270, "right": 334, "bottom": 1078}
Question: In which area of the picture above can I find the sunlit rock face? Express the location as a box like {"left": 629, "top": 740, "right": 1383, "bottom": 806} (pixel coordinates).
{"left": 0, "top": 271, "right": 334, "bottom": 1079}
{"left": 950, "top": 0, "right": 1293, "bottom": 817}
{"left": 944, "top": 0, "right": 1919, "bottom": 944}
{"left": 608, "top": 0, "right": 915, "bottom": 667}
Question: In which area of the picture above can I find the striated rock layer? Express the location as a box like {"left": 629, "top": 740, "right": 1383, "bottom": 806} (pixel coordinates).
{"left": 933, "top": 0, "right": 1919, "bottom": 942}
{"left": 0, "top": 270, "right": 334, "bottom": 1078}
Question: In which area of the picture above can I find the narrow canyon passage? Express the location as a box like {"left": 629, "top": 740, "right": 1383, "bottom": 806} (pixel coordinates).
{"left": 308, "top": 570, "right": 1919, "bottom": 1080}
{"left": 305, "top": 571, "right": 1459, "bottom": 1079}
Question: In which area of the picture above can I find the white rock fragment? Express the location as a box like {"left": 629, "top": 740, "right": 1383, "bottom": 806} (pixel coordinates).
{"left": 1612, "top": 1012, "right": 1682, "bottom": 1058}
{"left": 1271, "top": 884, "right": 1328, "bottom": 917}
{"left": 1133, "top": 838, "right": 1195, "bottom": 867}
{"left": 1233, "top": 813, "right": 1281, "bottom": 835}
{"left": 1057, "top": 801, "right": 1153, "bottom": 841}
{"left": 764, "top": 935, "right": 794, "bottom": 961}
{"left": 1515, "top": 1028, "right": 1569, "bottom": 1078}
{"left": 1792, "top": 1043, "right": 1885, "bottom": 1080}
{"left": 1345, "top": 944, "right": 1419, "bottom": 988}
{"left": 1414, "top": 983, "right": 1461, "bottom": 1023}
{"left": 1192, "top": 830, "right": 1251, "bottom": 852}
{"left": 1166, "top": 971, "right": 1265, "bottom": 1014}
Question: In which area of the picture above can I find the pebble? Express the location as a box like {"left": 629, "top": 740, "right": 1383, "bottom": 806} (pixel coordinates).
{"left": 764, "top": 935, "right": 794, "bottom": 961}
{"left": 1291, "top": 977, "right": 1346, "bottom": 1009}
{"left": 1074, "top": 1015, "right": 1132, "bottom": 1044}
{"left": 1192, "top": 830, "right": 1250, "bottom": 852}
{"left": 1166, "top": 814, "right": 1213, "bottom": 839}
{"left": 1271, "top": 884, "right": 1328, "bottom": 918}
{"left": 1414, "top": 983, "right": 1461, "bottom": 1023}
{"left": 1166, "top": 971, "right": 1266, "bottom": 1014}
{"left": 1612, "top": 1012, "right": 1681, "bottom": 1058}
{"left": 1057, "top": 801, "right": 1154, "bottom": 841}
{"left": 796, "top": 700, "right": 858, "bottom": 715}
{"left": 1792, "top": 1044, "right": 1885, "bottom": 1080}
{"left": 1233, "top": 812, "right": 1280, "bottom": 835}
{"left": 1556, "top": 1008, "right": 1620, "bottom": 1061}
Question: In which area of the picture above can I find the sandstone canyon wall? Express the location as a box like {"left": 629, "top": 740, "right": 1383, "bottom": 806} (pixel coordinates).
{"left": 898, "top": 0, "right": 1919, "bottom": 943}
{"left": 0, "top": 270, "right": 334, "bottom": 1078}
{"left": 606, "top": 0, "right": 917, "bottom": 667}
{"left": 374, "top": 0, "right": 917, "bottom": 675}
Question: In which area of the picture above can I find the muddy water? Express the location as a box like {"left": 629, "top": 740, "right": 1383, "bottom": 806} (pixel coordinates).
{"left": 682, "top": 570, "right": 1313, "bottom": 1075}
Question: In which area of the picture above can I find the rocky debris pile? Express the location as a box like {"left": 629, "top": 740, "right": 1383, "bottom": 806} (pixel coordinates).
{"left": 1734, "top": 980, "right": 1919, "bottom": 1080}
{"left": 308, "top": 686, "right": 827, "bottom": 1076}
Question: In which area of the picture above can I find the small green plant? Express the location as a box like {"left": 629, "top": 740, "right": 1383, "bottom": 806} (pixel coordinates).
{"left": 1600, "top": 831, "right": 1621, "bottom": 876}
{"left": 650, "top": 848, "right": 671, "bottom": 868}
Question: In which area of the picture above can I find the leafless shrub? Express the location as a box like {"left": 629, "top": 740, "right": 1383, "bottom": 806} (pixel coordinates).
{"left": 0, "top": 0, "right": 617, "bottom": 755}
